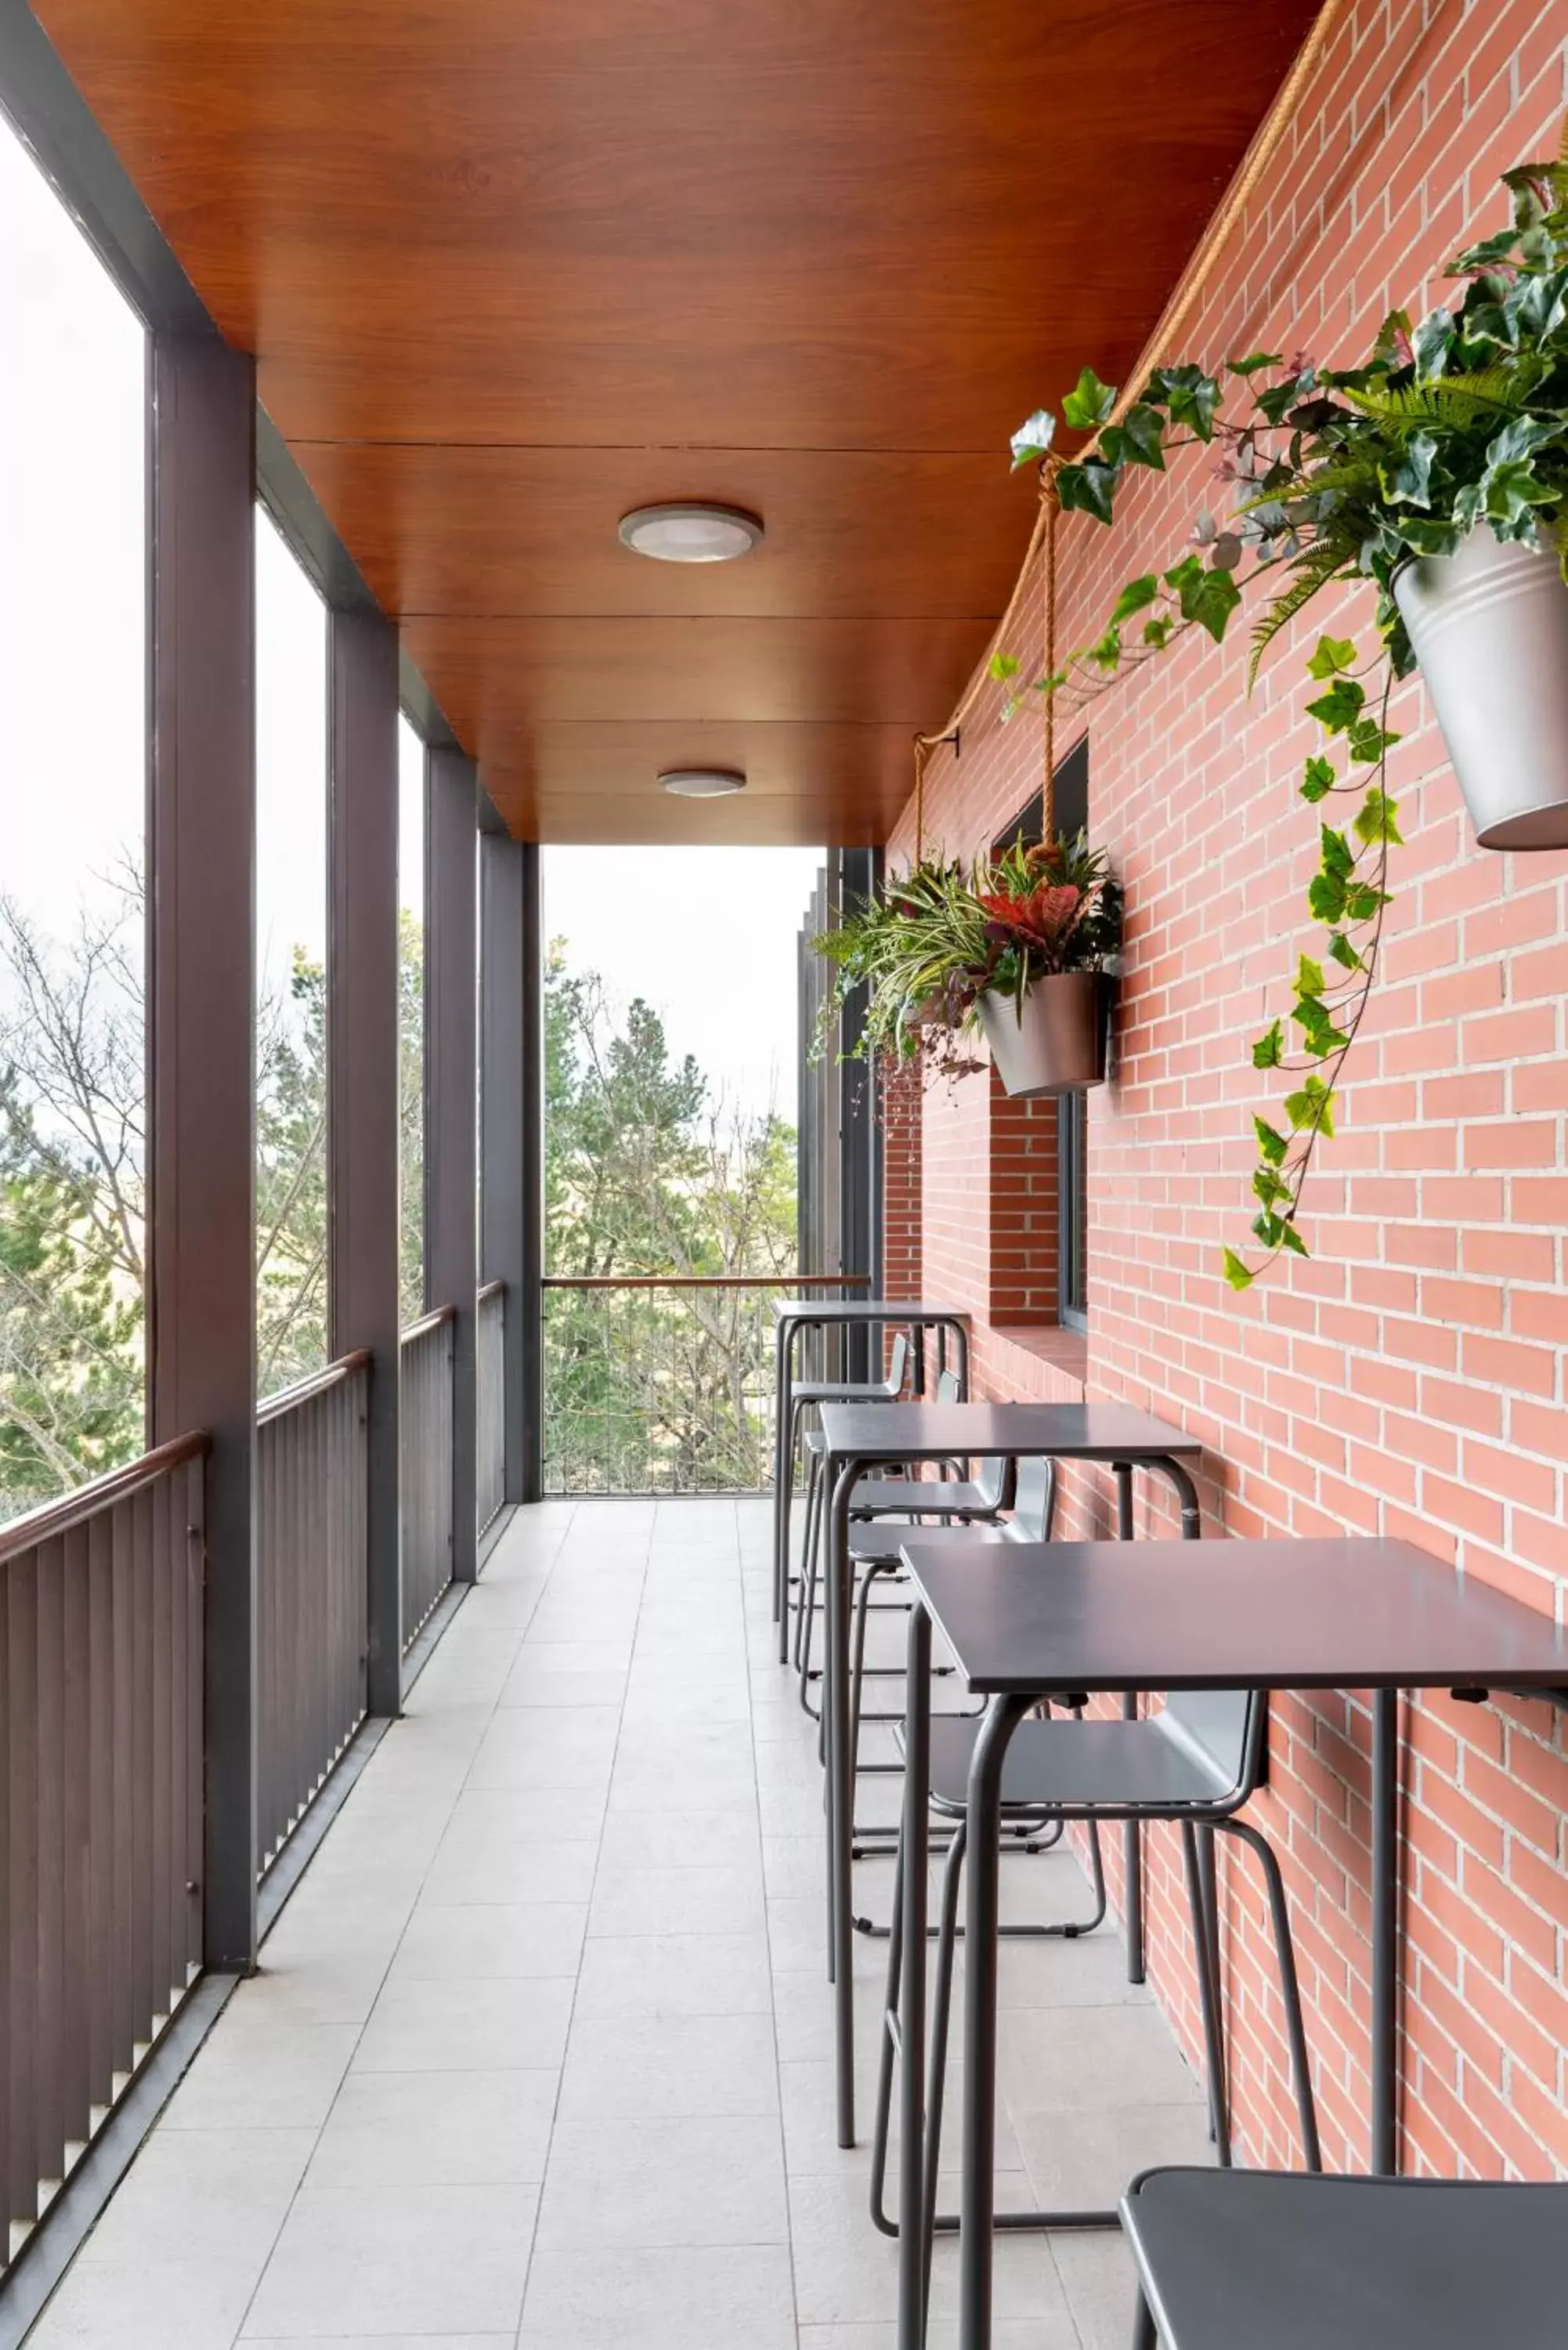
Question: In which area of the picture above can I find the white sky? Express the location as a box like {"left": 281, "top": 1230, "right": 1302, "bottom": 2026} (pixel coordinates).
{"left": 0, "top": 107, "right": 824, "bottom": 1128}
{"left": 545, "top": 847, "right": 824, "bottom": 1126}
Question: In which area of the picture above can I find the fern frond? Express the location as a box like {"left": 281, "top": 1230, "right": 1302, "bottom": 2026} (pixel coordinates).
{"left": 1248, "top": 542, "right": 1353, "bottom": 689}
{"left": 1339, "top": 371, "right": 1522, "bottom": 429}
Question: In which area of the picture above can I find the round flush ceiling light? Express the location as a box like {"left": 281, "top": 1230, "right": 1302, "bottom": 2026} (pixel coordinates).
{"left": 618, "top": 502, "right": 764, "bottom": 562}
{"left": 658, "top": 768, "right": 746, "bottom": 799}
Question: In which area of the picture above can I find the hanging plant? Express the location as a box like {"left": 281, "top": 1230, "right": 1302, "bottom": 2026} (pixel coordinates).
{"left": 811, "top": 833, "right": 1122, "bottom": 1096}
{"left": 1002, "top": 121, "right": 1568, "bottom": 1286}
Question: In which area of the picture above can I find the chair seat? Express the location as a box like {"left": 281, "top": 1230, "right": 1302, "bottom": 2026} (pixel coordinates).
{"left": 1123, "top": 2168, "right": 1568, "bottom": 2350}
{"left": 849, "top": 1520, "right": 1009, "bottom": 1564}
{"left": 908, "top": 1712, "right": 1241, "bottom": 1813}
{"left": 850, "top": 1479, "right": 998, "bottom": 1517}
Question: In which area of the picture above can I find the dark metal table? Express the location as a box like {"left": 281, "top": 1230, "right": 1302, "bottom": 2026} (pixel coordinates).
{"left": 817, "top": 1399, "right": 1203, "bottom": 2149}
{"left": 894, "top": 1535, "right": 1568, "bottom": 2350}
{"left": 771, "top": 1300, "right": 970, "bottom": 1660}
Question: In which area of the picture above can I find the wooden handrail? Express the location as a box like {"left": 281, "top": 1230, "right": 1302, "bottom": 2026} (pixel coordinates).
{"left": 257, "top": 1348, "right": 374, "bottom": 1428}
{"left": 0, "top": 1430, "right": 209, "bottom": 1564}
{"left": 400, "top": 1303, "right": 458, "bottom": 1345}
{"left": 542, "top": 1274, "right": 873, "bottom": 1292}
{"left": 477, "top": 1279, "right": 506, "bottom": 1305}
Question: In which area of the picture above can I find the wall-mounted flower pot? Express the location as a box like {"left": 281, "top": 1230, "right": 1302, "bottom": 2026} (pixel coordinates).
{"left": 1393, "top": 526, "right": 1568, "bottom": 851}
{"left": 976, "top": 971, "right": 1106, "bottom": 1095}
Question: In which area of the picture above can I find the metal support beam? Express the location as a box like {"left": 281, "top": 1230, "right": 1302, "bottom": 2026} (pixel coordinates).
{"left": 520, "top": 844, "right": 544, "bottom": 1501}
{"left": 426, "top": 747, "right": 479, "bottom": 1580}
{"left": 327, "top": 609, "right": 403, "bottom": 1715}
{"left": 834, "top": 847, "right": 882, "bottom": 1378}
{"left": 479, "top": 834, "right": 543, "bottom": 1505}
{"left": 148, "top": 333, "right": 258, "bottom": 1970}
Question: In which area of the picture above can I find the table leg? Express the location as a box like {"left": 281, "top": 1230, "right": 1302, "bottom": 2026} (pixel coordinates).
{"left": 1371, "top": 1684, "right": 1399, "bottom": 2173}
{"left": 828, "top": 1456, "right": 864, "bottom": 2148}
{"left": 1114, "top": 1462, "right": 1144, "bottom": 1987}
{"left": 774, "top": 1321, "right": 792, "bottom": 1650}
{"left": 958, "top": 1692, "right": 1034, "bottom": 2350}
{"left": 896, "top": 1600, "right": 932, "bottom": 2350}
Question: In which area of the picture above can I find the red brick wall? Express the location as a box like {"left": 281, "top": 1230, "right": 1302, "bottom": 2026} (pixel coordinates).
{"left": 881, "top": 1063, "right": 924, "bottom": 1303}
{"left": 888, "top": 0, "right": 1568, "bottom": 2178}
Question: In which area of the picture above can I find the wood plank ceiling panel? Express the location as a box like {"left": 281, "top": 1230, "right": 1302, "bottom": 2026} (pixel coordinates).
{"left": 38, "top": 0, "right": 1324, "bottom": 841}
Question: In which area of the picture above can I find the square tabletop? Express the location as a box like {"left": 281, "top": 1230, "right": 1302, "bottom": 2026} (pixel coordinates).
{"left": 818, "top": 1398, "right": 1200, "bottom": 1462}
{"left": 898, "top": 1535, "right": 1568, "bottom": 1695}
{"left": 772, "top": 1298, "right": 970, "bottom": 1325}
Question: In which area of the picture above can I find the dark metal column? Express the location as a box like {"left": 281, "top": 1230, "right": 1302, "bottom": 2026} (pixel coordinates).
{"left": 520, "top": 842, "right": 545, "bottom": 1501}
{"left": 148, "top": 333, "right": 258, "bottom": 1970}
{"left": 835, "top": 847, "right": 882, "bottom": 1379}
{"left": 479, "top": 828, "right": 542, "bottom": 1506}
{"left": 427, "top": 747, "right": 479, "bottom": 1580}
{"left": 327, "top": 609, "right": 403, "bottom": 1714}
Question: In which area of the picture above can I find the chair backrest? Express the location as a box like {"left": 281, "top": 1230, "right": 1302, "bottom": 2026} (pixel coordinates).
{"left": 1157, "top": 1687, "right": 1266, "bottom": 1805}
{"left": 880, "top": 1330, "right": 911, "bottom": 1398}
{"left": 934, "top": 1368, "right": 1013, "bottom": 1508}
{"left": 1002, "top": 1455, "right": 1057, "bottom": 1542}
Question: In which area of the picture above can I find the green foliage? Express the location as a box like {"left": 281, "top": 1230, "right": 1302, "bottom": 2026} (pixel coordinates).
{"left": 997, "top": 125, "right": 1568, "bottom": 1286}
{"left": 811, "top": 834, "right": 1122, "bottom": 1083}
{"left": 543, "top": 949, "right": 797, "bottom": 1492}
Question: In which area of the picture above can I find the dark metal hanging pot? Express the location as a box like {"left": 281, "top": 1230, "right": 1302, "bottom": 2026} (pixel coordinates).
{"left": 1393, "top": 525, "right": 1568, "bottom": 851}
{"left": 976, "top": 971, "right": 1107, "bottom": 1095}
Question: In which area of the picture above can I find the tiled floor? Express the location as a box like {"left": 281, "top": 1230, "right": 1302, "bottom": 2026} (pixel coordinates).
{"left": 27, "top": 1497, "right": 1209, "bottom": 2348}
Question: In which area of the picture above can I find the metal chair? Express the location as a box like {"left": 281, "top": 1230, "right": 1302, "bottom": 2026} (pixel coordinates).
{"left": 1122, "top": 2167, "right": 1565, "bottom": 2348}
{"left": 784, "top": 1330, "right": 912, "bottom": 1662}
{"left": 873, "top": 1683, "right": 1320, "bottom": 2284}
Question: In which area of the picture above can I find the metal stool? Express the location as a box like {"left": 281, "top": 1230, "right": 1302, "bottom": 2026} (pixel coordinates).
{"left": 873, "top": 1685, "right": 1320, "bottom": 2299}
{"left": 1123, "top": 2167, "right": 1564, "bottom": 2349}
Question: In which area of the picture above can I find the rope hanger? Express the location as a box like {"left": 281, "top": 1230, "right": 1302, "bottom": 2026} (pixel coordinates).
{"left": 909, "top": 0, "right": 1352, "bottom": 870}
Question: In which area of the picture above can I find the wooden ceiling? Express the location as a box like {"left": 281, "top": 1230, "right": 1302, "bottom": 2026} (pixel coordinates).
{"left": 38, "top": 0, "right": 1321, "bottom": 843}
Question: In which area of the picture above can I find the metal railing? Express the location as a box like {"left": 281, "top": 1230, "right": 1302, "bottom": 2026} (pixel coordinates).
{"left": 400, "top": 1306, "right": 455, "bottom": 1647}
{"left": 477, "top": 1280, "right": 506, "bottom": 1537}
{"left": 0, "top": 1434, "right": 207, "bottom": 2265}
{"left": 541, "top": 1274, "right": 865, "bottom": 1496}
{"left": 255, "top": 1353, "right": 370, "bottom": 1875}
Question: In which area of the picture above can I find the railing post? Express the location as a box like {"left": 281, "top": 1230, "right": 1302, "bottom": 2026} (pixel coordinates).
{"left": 328, "top": 609, "right": 403, "bottom": 1714}
{"left": 427, "top": 747, "right": 479, "bottom": 1580}
{"left": 149, "top": 332, "right": 259, "bottom": 1970}
{"left": 479, "top": 827, "right": 543, "bottom": 1506}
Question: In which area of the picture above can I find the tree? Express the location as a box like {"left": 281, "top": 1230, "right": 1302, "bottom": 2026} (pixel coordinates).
{"left": 544, "top": 946, "right": 798, "bottom": 1492}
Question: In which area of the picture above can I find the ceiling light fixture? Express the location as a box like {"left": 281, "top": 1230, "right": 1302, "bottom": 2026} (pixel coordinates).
{"left": 618, "top": 502, "right": 764, "bottom": 562}
{"left": 658, "top": 768, "right": 747, "bottom": 799}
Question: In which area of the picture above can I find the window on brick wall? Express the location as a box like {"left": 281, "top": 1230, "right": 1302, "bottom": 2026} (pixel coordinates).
{"left": 994, "top": 739, "right": 1089, "bottom": 1332}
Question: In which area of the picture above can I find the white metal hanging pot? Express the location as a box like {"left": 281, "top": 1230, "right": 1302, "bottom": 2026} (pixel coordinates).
{"left": 1393, "top": 525, "right": 1568, "bottom": 851}
{"left": 976, "top": 971, "right": 1107, "bottom": 1095}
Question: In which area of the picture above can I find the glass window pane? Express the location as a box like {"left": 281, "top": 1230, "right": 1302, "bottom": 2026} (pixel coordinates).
{"left": 0, "top": 113, "right": 148, "bottom": 1519}
{"left": 255, "top": 507, "right": 329, "bottom": 1397}
{"left": 398, "top": 717, "right": 426, "bottom": 1325}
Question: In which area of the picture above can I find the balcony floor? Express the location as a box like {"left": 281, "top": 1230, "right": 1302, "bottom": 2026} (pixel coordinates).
{"left": 27, "top": 1498, "right": 1209, "bottom": 2348}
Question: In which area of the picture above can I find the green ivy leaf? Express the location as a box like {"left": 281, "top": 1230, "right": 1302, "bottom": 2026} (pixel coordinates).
{"left": 1221, "top": 1247, "right": 1255, "bottom": 1291}
{"left": 1101, "top": 403, "right": 1166, "bottom": 470}
{"left": 1295, "top": 953, "right": 1326, "bottom": 1000}
{"left": 1321, "top": 826, "right": 1354, "bottom": 879}
{"left": 1227, "top": 351, "right": 1284, "bottom": 377}
{"left": 1353, "top": 788, "right": 1405, "bottom": 847}
{"left": 1089, "top": 624, "right": 1122, "bottom": 671}
{"left": 1379, "top": 428, "right": 1439, "bottom": 508}
{"left": 1057, "top": 459, "right": 1119, "bottom": 524}
{"left": 1253, "top": 1165, "right": 1290, "bottom": 1208}
{"left": 1010, "top": 409, "right": 1057, "bottom": 469}
{"left": 1146, "top": 363, "right": 1223, "bottom": 440}
{"left": 1300, "top": 756, "right": 1335, "bottom": 802}
{"left": 1342, "top": 880, "right": 1393, "bottom": 921}
{"left": 1164, "top": 552, "right": 1240, "bottom": 642}
{"left": 1110, "top": 574, "right": 1160, "bottom": 624}
{"left": 1252, "top": 1020, "right": 1284, "bottom": 1070}
{"left": 1346, "top": 718, "right": 1400, "bottom": 764}
{"left": 1253, "top": 1116, "right": 1288, "bottom": 1165}
{"left": 1284, "top": 1076, "right": 1335, "bottom": 1137}
{"left": 1306, "top": 635, "right": 1357, "bottom": 679}
{"left": 1061, "top": 366, "right": 1118, "bottom": 432}
{"left": 1143, "top": 615, "right": 1176, "bottom": 649}
{"left": 1308, "top": 871, "right": 1347, "bottom": 923}
{"left": 988, "top": 652, "right": 1021, "bottom": 681}
{"left": 1328, "top": 931, "right": 1363, "bottom": 972}
{"left": 1279, "top": 1223, "right": 1310, "bottom": 1258}
{"left": 1306, "top": 678, "right": 1367, "bottom": 732}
